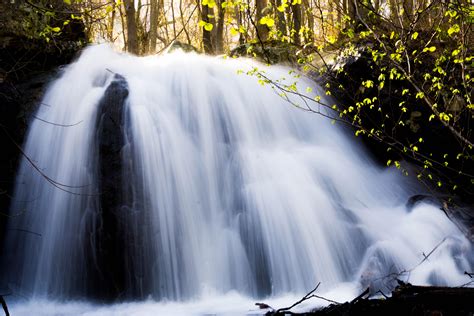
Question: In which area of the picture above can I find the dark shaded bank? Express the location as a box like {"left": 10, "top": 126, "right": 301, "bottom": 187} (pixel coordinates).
{"left": 0, "top": 36, "right": 84, "bottom": 251}
{"left": 321, "top": 46, "right": 473, "bottom": 204}
{"left": 267, "top": 283, "right": 474, "bottom": 316}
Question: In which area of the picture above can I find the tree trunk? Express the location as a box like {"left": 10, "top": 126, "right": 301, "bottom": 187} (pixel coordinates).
{"left": 403, "top": 0, "right": 414, "bottom": 26}
{"left": 273, "top": 0, "right": 287, "bottom": 37}
{"left": 107, "top": 6, "right": 116, "bottom": 42}
{"left": 256, "top": 0, "right": 269, "bottom": 42}
{"left": 201, "top": 1, "right": 215, "bottom": 54}
{"left": 389, "top": 0, "right": 402, "bottom": 27}
{"left": 236, "top": 6, "right": 245, "bottom": 44}
{"left": 373, "top": 0, "right": 381, "bottom": 13}
{"left": 291, "top": 2, "right": 302, "bottom": 45}
{"left": 302, "top": 0, "right": 313, "bottom": 43}
{"left": 149, "top": 0, "right": 159, "bottom": 53}
{"left": 348, "top": 0, "right": 356, "bottom": 23}
{"left": 171, "top": 0, "right": 177, "bottom": 38}
{"left": 215, "top": 0, "right": 225, "bottom": 53}
{"left": 123, "top": 0, "right": 139, "bottom": 54}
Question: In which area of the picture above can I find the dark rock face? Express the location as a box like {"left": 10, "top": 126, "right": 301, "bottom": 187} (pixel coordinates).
{"left": 230, "top": 40, "right": 299, "bottom": 64}
{"left": 166, "top": 40, "right": 199, "bottom": 53}
{"left": 91, "top": 74, "right": 130, "bottom": 300}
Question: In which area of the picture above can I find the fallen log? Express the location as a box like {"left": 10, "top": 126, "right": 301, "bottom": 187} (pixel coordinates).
{"left": 269, "top": 284, "right": 474, "bottom": 315}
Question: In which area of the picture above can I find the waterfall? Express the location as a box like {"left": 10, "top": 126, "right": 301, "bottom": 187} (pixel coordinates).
{"left": 2, "top": 45, "right": 472, "bottom": 314}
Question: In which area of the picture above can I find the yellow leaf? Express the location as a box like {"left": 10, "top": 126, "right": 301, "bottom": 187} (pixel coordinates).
{"left": 448, "top": 24, "right": 460, "bottom": 36}
{"left": 327, "top": 35, "right": 336, "bottom": 44}
{"left": 259, "top": 16, "right": 274, "bottom": 27}
{"left": 277, "top": 4, "right": 287, "bottom": 12}
{"left": 204, "top": 23, "right": 214, "bottom": 31}
{"left": 203, "top": 0, "right": 216, "bottom": 8}
{"left": 439, "top": 112, "right": 450, "bottom": 122}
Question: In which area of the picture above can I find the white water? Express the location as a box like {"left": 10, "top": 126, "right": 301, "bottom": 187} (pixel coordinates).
{"left": 2, "top": 45, "right": 473, "bottom": 315}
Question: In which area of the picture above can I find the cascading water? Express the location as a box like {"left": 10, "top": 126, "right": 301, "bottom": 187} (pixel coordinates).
{"left": 2, "top": 45, "right": 473, "bottom": 315}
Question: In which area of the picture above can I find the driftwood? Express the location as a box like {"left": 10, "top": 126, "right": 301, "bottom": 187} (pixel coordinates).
{"left": 268, "top": 283, "right": 474, "bottom": 315}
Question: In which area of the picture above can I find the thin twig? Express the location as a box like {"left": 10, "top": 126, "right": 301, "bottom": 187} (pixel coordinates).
{"left": 0, "top": 124, "right": 97, "bottom": 196}
{"left": 375, "top": 237, "right": 447, "bottom": 285}
{"left": 275, "top": 282, "right": 322, "bottom": 313}
{"left": 157, "top": 5, "right": 198, "bottom": 54}
{"left": 6, "top": 228, "right": 42, "bottom": 237}
{"left": 32, "top": 115, "right": 83, "bottom": 128}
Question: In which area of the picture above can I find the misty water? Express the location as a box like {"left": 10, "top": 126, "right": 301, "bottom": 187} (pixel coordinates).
{"left": 2, "top": 45, "right": 473, "bottom": 315}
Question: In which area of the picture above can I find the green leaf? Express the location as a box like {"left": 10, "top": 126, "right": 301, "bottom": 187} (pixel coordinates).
{"left": 411, "top": 32, "right": 418, "bottom": 40}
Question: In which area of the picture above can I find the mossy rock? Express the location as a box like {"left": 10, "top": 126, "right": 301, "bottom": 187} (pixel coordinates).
{"left": 230, "top": 40, "right": 299, "bottom": 65}
{"left": 166, "top": 41, "right": 199, "bottom": 53}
